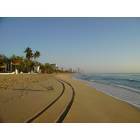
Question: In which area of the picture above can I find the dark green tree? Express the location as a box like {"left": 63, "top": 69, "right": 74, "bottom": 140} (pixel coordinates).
{"left": 34, "top": 51, "right": 40, "bottom": 60}
{"left": 24, "top": 47, "right": 33, "bottom": 61}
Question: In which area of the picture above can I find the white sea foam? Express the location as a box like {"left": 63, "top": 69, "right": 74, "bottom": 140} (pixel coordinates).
{"left": 73, "top": 75, "right": 140, "bottom": 109}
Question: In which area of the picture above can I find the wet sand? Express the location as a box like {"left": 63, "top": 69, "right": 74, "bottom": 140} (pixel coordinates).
{"left": 56, "top": 74, "right": 140, "bottom": 123}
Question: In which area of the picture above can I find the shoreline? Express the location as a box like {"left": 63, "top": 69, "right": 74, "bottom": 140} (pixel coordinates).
{"left": 73, "top": 74, "right": 140, "bottom": 110}
{"left": 56, "top": 73, "right": 140, "bottom": 122}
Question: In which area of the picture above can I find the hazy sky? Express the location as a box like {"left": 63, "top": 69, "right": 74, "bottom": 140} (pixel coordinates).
{"left": 0, "top": 17, "right": 140, "bottom": 73}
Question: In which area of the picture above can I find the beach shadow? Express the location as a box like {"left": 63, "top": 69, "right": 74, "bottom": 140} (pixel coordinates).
{"left": 12, "top": 88, "right": 45, "bottom": 92}
{"left": 12, "top": 86, "right": 54, "bottom": 92}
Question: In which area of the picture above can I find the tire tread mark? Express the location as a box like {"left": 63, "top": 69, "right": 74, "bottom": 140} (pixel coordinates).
{"left": 55, "top": 79, "right": 75, "bottom": 123}
{"left": 25, "top": 79, "right": 65, "bottom": 123}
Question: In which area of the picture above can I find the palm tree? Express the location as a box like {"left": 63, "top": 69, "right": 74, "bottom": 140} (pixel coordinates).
{"left": 33, "top": 51, "right": 40, "bottom": 73}
{"left": 24, "top": 47, "right": 34, "bottom": 72}
{"left": 24, "top": 47, "right": 33, "bottom": 61}
{"left": 34, "top": 51, "right": 40, "bottom": 60}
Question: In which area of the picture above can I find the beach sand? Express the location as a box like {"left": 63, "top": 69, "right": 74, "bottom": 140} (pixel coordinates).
{"left": 0, "top": 74, "right": 63, "bottom": 122}
{"left": 0, "top": 73, "right": 140, "bottom": 123}
{"left": 56, "top": 74, "right": 140, "bottom": 123}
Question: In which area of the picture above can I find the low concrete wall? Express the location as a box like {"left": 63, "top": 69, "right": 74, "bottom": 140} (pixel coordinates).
{"left": 0, "top": 72, "right": 15, "bottom": 75}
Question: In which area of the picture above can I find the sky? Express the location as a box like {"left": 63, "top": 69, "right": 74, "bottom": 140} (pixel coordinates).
{"left": 0, "top": 17, "right": 140, "bottom": 73}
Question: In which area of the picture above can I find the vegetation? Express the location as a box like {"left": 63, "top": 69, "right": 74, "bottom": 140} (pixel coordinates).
{"left": 24, "top": 47, "right": 33, "bottom": 61}
{"left": 34, "top": 51, "right": 40, "bottom": 60}
{"left": 41, "top": 63, "right": 56, "bottom": 74}
{"left": 0, "top": 47, "right": 74, "bottom": 74}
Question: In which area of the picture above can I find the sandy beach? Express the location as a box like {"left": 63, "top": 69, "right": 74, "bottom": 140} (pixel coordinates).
{"left": 0, "top": 74, "right": 63, "bottom": 122}
{"left": 56, "top": 74, "right": 140, "bottom": 123}
{"left": 0, "top": 73, "right": 140, "bottom": 123}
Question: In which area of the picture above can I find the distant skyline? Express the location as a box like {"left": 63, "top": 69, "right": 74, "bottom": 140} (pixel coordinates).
{"left": 0, "top": 17, "right": 140, "bottom": 73}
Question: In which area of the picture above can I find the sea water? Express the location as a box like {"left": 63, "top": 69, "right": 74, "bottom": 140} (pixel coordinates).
{"left": 75, "top": 73, "right": 140, "bottom": 108}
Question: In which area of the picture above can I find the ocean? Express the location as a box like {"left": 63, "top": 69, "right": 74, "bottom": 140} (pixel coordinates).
{"left": 76, "top": 73, "right": 140, "bottom": 93}
{"left": 74, "top": 73, "right": 140, "bottom": 108}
